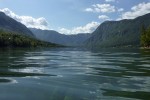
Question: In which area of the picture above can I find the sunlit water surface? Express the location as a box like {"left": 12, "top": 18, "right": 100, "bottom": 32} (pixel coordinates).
{"left": 0, "top": 48, "right": 150, "bottom": 100}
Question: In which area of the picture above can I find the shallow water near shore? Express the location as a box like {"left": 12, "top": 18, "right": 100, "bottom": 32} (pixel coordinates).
{"left": 0, "top": 47, "right": 150, "bottom": 100}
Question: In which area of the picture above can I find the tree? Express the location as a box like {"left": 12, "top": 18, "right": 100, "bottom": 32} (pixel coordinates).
{"left": 141, "top": 26, "right": 150, "bottom": 47}
{"left": 0, "top": 30, "right": 58, "bottom": 47}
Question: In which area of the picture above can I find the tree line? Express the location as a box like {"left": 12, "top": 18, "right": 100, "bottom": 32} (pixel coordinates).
{"left": 0, "top": 30, "right": 58, "bottom": 47}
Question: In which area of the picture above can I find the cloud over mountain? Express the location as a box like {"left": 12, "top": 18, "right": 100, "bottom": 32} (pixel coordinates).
{"left": 120, "top": 2, "right": 150, "bottom": 19}
{"left": 0, "top": 8, "right": 49, "bottom": 30}
{"left": 59, "top": 21, "right": 100, "bottom": 34}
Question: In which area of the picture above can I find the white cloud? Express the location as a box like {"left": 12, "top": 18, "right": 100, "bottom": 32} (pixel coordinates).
{"left": 118, "top": 8, "right": 124, "bottom": 12}
{"left": 85, "top": 4, "right": 116, "bottom": 13}
{"left": 59, "top": 21, "right": 100, "bottom": 34}
{"left": 0, "top": 8, "right": 49, "bottom": 30}
{"left": 105, "top": 0, "right": 115, "bottom": 2}
{"left": 120, "top": 2, "right": 150, "bottom": 19}
{"left": 98, "top": 15, "right": 109, "bottom": 20}
{"left": 85, "top": 8, "right": 93, "bottom": 12}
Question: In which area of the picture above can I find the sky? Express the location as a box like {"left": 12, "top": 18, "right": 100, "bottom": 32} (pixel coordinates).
{"left": 0, "top": 0, "right": 150, "bottom": 34}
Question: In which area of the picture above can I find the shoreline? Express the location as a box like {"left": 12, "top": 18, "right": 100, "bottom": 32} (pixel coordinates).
{"left": 140, "top": 47, "right": 150, "bottom": 49}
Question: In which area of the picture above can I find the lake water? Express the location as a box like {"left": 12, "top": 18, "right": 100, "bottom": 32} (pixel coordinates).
{"left": 0, "top": 47, "right": 150, "bottom": 100}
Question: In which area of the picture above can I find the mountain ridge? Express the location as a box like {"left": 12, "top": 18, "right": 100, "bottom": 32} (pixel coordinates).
{"left": 85, "top": 13, "right": 150, "bottom": 47}
{"left": 0, "top": 12, "right": 60, "bottom": 47}
{"left": 0, "top": 12, "right": 34, "bottom": 37}
{"left": 30, "top": 28, "right": 91, "bottom": 46}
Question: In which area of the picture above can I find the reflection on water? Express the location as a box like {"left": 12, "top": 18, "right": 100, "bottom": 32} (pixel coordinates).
{"left": 0, "top": 48, "right": 150, "bottom": 100}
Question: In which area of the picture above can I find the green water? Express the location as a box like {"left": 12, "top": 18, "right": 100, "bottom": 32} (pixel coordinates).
{"left": 0, "top": 48, "right": 150, "bottom": 100}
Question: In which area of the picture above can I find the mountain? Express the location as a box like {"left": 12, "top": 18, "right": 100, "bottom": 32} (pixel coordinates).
{"left": 66, "top": 33, "right": 91, "bottom": 46}
{"left": 85, "top": 13, "right": 150, "bottom": 47}
{"left": 30, "top": 28, "right": 91, "bottom": 46}
{"left": 0, "top": 12, "right": 34, "bottom": 37}
{"left": 0, "top": 12, "right": 60, "bottom": 47}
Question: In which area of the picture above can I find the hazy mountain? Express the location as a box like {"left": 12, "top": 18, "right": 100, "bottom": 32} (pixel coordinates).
{"left": 30, "top": 28, "right": 91, "bottom": 46}
{"left": 85, "top": 13, "right": 150, "bottom": 47}
{"left": 0, "top": 12, "right": 34, "bottom": 37}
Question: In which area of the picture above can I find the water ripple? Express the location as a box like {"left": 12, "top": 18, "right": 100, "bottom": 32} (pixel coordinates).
{"left": 0, "top": 48, "right": 150, "bottom": 100}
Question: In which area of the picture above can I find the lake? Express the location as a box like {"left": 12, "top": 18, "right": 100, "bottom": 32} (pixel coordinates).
{"left": 0, "top": 47, "right": 150, "bottom": 100}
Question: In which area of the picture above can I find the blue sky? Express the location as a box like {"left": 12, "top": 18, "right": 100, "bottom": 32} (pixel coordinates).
{"left": 0, "top": 0, "right": 150, "bottom": 34}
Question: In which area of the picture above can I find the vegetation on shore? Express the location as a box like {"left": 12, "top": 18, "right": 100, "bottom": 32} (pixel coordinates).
{"left": 0, "top": 30, "right": 59, "bottom": 47}
{"left": 140, "top": 26, "right": 150, "bottom": 48}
